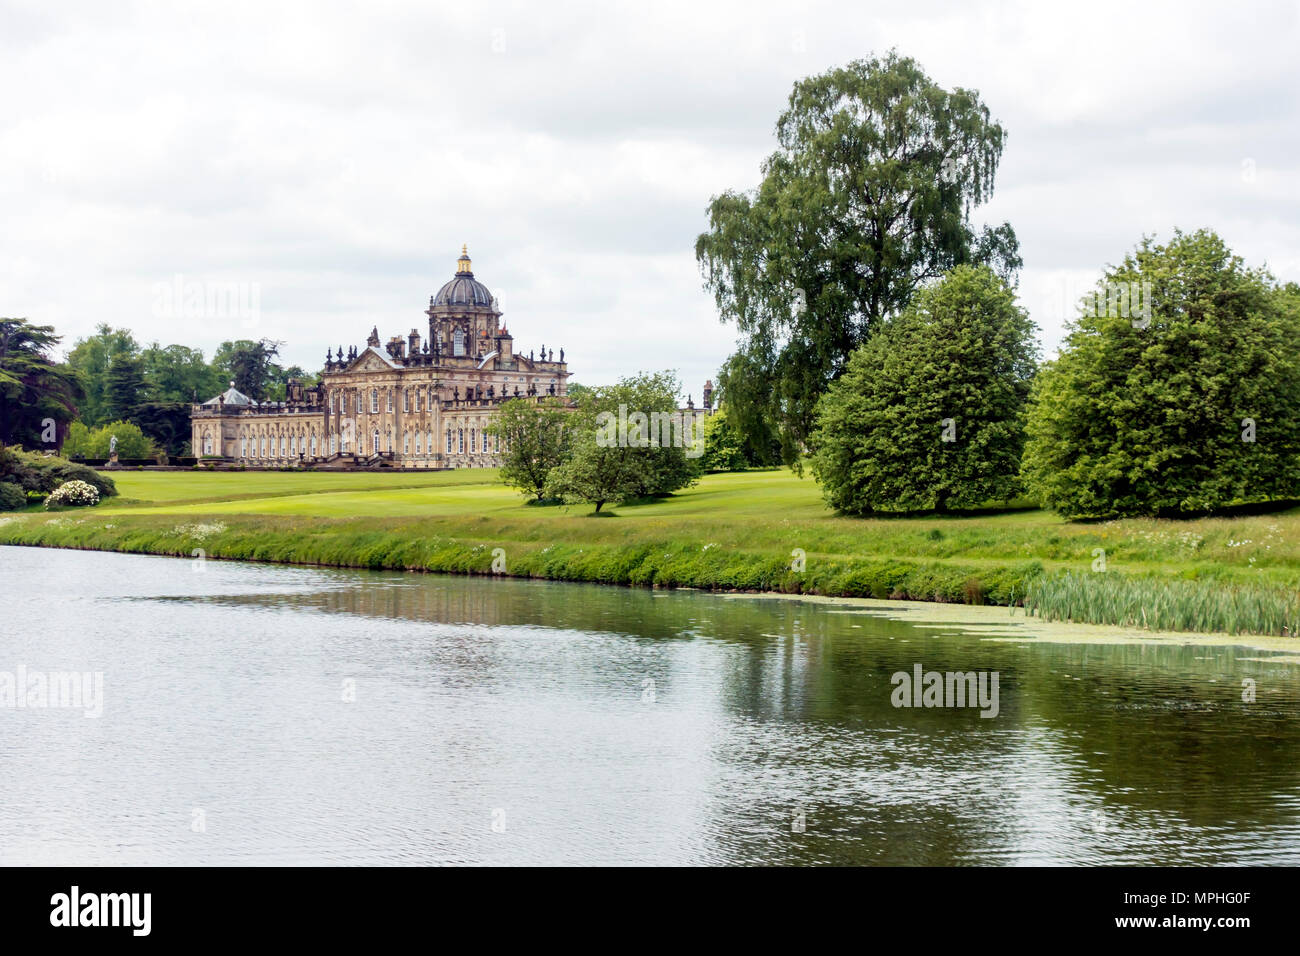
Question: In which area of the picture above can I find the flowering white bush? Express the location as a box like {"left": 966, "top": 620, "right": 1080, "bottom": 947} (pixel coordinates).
{"left": 45, "top": 480, "right": 101, "bottom": 508}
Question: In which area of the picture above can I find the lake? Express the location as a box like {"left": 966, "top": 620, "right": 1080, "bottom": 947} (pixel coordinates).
{"left": 1, "top": 544, "right": 1297, "bottom": 865}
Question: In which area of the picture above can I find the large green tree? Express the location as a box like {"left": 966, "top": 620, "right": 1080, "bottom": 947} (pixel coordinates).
{"left": 489, "top": 397, "right": 572, "bottom": 500}
{"left": 0, "top": 318, "right": 83, "bottom": 449}
{"left": 1021, "top": 230, "right": 1300, "bottom": 519}
{"left": 696, "top": 51, "right": 1020, "bottom": 465}
{"left": 810, "top": 265, "right": 1037, "bottom": 513}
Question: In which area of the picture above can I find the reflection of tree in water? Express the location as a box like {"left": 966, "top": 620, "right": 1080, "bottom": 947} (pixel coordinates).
{"left": 162, "top": 575, "right": 1300, "bottom": 864}
{"left": 1015, "top": 640, "right": 1300, "bottom": 830}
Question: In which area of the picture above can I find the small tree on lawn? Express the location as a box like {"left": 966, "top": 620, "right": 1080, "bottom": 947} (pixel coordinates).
{"left": 545, "top": 372, "right": 701, "bottom": 512}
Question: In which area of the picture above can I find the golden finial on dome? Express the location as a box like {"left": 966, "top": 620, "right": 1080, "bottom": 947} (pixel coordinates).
{"left": 457, "top": 244, "right": 472, "bottom": 274}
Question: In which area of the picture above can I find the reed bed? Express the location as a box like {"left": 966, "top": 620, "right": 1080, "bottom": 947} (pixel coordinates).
{"left": 1023, "top": 571, "right": 1300, "bottom": 636}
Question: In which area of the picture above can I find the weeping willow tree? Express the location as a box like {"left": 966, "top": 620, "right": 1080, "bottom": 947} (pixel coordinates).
{"left": 696, "top": 51, "right": 1021, "bottom": 466}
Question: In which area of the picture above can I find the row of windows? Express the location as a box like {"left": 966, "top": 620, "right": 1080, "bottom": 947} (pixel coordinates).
{"left": 200, "top": 428, "right": 503, "bottom": 459}
{"left": 326, "top": 428, "right": 502, "bottom": 456}
{"left": 235, "top": 434, "right": 320, "bottom": 458}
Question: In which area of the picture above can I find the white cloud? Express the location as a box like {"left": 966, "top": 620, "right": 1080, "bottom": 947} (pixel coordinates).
{"left": 1, "top": 0, "right": 1297, "bottom": 395}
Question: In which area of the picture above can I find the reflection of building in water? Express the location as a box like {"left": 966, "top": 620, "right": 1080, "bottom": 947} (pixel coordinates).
{"left": 191, "top": 247, "right": 571, "bottom": 468}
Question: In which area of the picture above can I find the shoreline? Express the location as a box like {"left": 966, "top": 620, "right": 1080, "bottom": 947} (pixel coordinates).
{"left": 4, "top": 531, "right": 1298, "bottom": 654}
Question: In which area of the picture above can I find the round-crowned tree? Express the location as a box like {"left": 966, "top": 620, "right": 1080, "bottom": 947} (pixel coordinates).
{"left": 810, "top": 265, "right": 1037, "bottom": 513}
{"left": 1021, "top": 230, "right": 1300, "bottom": 519}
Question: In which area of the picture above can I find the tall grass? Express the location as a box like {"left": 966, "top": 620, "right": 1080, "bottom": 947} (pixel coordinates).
{"left": 1024, "top": 572, "right": 1300, "bottom": 636}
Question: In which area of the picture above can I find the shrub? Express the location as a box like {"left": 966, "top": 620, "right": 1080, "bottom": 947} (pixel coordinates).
{"left": 0, "top": 447, "right": 117, "bottom": 497}
{"left": 50, "top": 461, "right": 117, "bottom": 498}
{"left": 0, "top": 482, "right": 27, "bottom": 512}
{"left": 45, "top": 479, "right": 101, "bottom": 508}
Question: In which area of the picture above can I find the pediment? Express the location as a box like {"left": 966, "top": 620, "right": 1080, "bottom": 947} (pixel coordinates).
{"left": 345, "top": 347, "right": 399, "bottom": 373}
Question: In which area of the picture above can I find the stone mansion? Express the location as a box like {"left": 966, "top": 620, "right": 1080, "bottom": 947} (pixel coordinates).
{"left": 190, "top": 247, "right": 572, "bottom": 468}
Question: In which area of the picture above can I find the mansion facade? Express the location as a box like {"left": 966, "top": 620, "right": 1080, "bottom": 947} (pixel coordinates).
{"left": 190, "top": 247, "right": 571, "bottom": 468}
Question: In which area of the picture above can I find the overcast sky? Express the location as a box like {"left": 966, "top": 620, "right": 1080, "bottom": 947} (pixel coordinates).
{"left": 3, "top": 0, "right": 1298, "bottom": 398}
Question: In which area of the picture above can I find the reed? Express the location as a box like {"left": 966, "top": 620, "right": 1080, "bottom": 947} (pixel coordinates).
{"left": 1023, "top": 571, "right": 1300, "bottom": 636}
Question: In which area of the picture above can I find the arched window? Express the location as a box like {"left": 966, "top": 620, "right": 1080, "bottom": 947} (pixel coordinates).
{"left": 453, "top": 327, "right": 466, "bottom": 357}
{"left": 311, "top": 434, "right": 317, "bottom": 457}
{"left": 387, "top": 390, "right": 393, "bottom": 413}
{"left": 240, "top": 436, "right": 247, "bottom": 458}
{"left": 370, "top": 389, "right": 379, "bottom": 414}
{"left": 403, "top": 389, "right": 409, "bottom": 413}
{"left": 403, "top": 431, "right": 410, "bottom": 454}
{"left": 470, "top": 428, "right": 476, "bottom": 453}
{"left": 203, "top": 432, "right": 213, "bottom": 455}
{"left": 328, "top": 392, "right": 334, "bottom": 414}
{"left": 415, "top": 431, "right": 422, "bottom": 454}
{"left": 427, "top": 430, "right": 434, "bottom": 455}
{"left": 330, "top": 433, "right": 336, "bottom": 455}
{"left": 458, "top": 428, "right": 464, "bottom": 454}
{"left": 372, "top": 430, "right": 380, "bottom": 454}
{"left": 280, "top": 435, "right": 286, "bottom": 457}
{"left": 446, "top": 428, "right": 452, "bottom": 453}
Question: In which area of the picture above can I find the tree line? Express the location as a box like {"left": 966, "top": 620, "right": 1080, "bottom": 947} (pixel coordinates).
{"left": 692, "top": 52, "right": 1300, "bottom": 520}
{"left": 0, "top": 321, "right": 313, "bottom": 457}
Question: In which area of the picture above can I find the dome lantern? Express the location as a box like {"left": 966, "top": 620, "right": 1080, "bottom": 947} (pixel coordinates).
{"left": 430, "top": 244, "right": 496, "bottom": 310}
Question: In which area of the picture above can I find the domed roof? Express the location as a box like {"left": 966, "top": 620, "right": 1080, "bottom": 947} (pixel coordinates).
{"left": 202, "top": 382, "right": 255, "bottom": 406}
{"left": 431, "top": 245, "right": 495, "bottom": 309}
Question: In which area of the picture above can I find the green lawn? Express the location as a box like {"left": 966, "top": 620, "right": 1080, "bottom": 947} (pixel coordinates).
{"left": 4, "top": 467, "right": 1300, "bottom": 634}
{"left": 92, "top": 468, "right": 1300, "bottom": 586}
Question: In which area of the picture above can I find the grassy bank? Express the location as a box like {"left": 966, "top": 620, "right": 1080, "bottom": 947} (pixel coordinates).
{"left": 2, "top": 468, "right": 1299, "bottom": 635}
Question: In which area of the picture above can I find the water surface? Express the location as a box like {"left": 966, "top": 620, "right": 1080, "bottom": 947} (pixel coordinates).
{"left": 1, "top": 545, "right": 1297, "bottom": 865}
